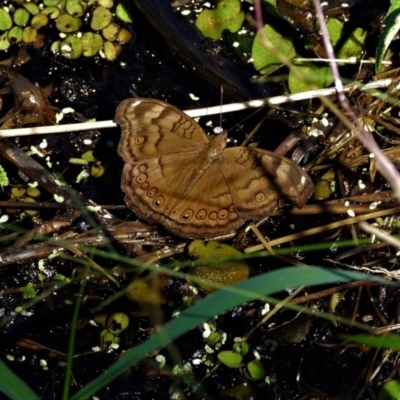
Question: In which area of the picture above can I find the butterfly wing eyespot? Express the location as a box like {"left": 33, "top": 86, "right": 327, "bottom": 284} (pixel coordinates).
{"left": 180, "top": 209, "right": 194, "bottom": 221}
{"left": 195, "top": 209, "right": 207, "bottom": 220}
{"left": 153, "top": 196, "right": 165, "bottom": 208}
{"left": 116, "top": 99, "right": 314, "bottom": 238}
{"left": 255, "top": 193, "right": 266, "bottom": 202}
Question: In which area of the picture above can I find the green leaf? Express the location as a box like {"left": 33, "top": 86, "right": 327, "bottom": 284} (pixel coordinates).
{"left": 195, "top": 0, "right": 245, "bottom": 40}
{"left": 0, "top": 31, "right": 10, "bottom": 50}
{"left": 251, "top": 24, "right": 296, "bottom": 75}
{"left": 81, "top": 32, "right": 103, "bottom": 57}
{"left": 247, "top": 359, "right": 266, "bottom": 380}
{"left": 0, "top": 164, "right": 9, "bottom": 186}
{"left": 379, "top": 380, "right": 400, "bottom": 400}
{"left": 90, "top": 6, "right": 112, "bottom": 31}
{"left": 376, "top": 0, "right": 400, "bottom": 73}
{"left": 60, "top": 36, "right": 83, "bottom": 59}
{"left": 341, "top": 333, "right": 400, "bottom": 351}
{"left": 22, "top": 26, "right": 37, "bottom": 44}
{"left": 218, "top": 351, "right": 243, "bottom": 368}
{"left": 65, "top": 0, "right": 87, "bottom": 18}
{"left": 20, "top": 282, "right": 36, "bottom": 299}
{"left": 70, "top": 267, "right": 386, "bottom": 399}
{"left": 327, "top": 18, "right": 367, "bottom": 61}
{"left": 55, "top": 14, "right": 82, "bottom": 33}
{"left": 23, "top": 2, "right": 40, "bottom": 15}
{"left": 0, "top": 359, "right": 40, "bottom": 399}
{"left": 289, "top": 62, "right": 333, "bottom": 93}
{"left": 13, "top": 8, "right": 30, "bottom": 27}
{"left": 187, "top": 240, "right": 249, "bottom": 292}
{"left": 43, "top": 0, "right": 61, "bottom": 6}
{"left": 233, "top": 341, "right": 249, "bottom": 356}
{"left": 31, "top": 13, "right": 49, "bottom": 29}
{"left": 115, "top": 3, "right": 133, "bottom": 23}
{"left": 327, "top": 18, "right": 345, "bottom": 47}
{"left": 0, "top": 9, "right": 12, "bottom": 30}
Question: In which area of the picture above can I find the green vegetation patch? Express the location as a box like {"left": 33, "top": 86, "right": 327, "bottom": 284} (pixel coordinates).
{"left": 195, "top": 0, "right": 245, "bottom": 40}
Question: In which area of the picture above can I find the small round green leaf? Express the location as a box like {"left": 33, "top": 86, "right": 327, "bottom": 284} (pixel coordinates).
{"left": 207, "top": 332, "right": 221, "bottom": 346}
{"left": 217, "top": 350, "right": 243, "bottom": 368}
{"left": 23, "top": 3, "right": 40, "bottom": 15}
{"left": 102, "top": 22, "right": 119, "bottom": 41}
{"left": 106, "top": 312, "right": 129, "bottom": 334}
{"left": 247, "top": 359, "right": 266, "bottom": 380}
{"left": 116, "top": 28, "right": 132, "bottom": 43}
{"left": 91, "top": 6, "right": 112, "bottom": 31}
{"left": 8, "top": 26, "right": 23, "bottom": 44}
{"left": 82, "top": 32, "right": 103, "bottom": 57}
{"left": 66, "top": 0, "right": 86, "bottom": 18}
{"left": 60, "top": 35, "right": 83, "bottom": 59}
{"left": 0, "top": 33, "right": 10, "bottom": 50}
{"left": 42, "top": 7, "right": 60, "bottom": 19}
{"left": 24, "top": 197, "right": 39, "bottom": 217}
{"left": 22, "top": 27, "right": 37, "bottom": 44}
{"left": 13, "top": 8, "right": 30, "bottom": 27}
{"left": 103, "top": 41, "right": 120, "bottom": 61}
{"left": 56, "top": 14, "right": 82, "bottom": 33}
{"left": 195, "top": 0, "right": 244, "bottom": 40}
{"left": 0, "top": 9, "right": 12, "bottom": 30}
{"left": 31, "top": 13, "right": 49, "bottom": 29}
{"left": 11, "top": 187, "right": 26, "bottom": 198}
{"left": 233, "top": 341, "right": 249, "bottom": 356}
{"left": 27, "top": 187, "right": 40, "bottom": 198}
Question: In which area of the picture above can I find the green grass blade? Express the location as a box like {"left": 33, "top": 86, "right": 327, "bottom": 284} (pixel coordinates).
{"left": 72, "top": 266, "right": 386, "bottom": 399}
{"left": 341, "top": 334, "right": 400, "bottom": 351}
{"left": 376, "top": 0, "right": 400, "bottom": 72}
{"left": 0, "top": 358, "right": 40, "bottom": 399}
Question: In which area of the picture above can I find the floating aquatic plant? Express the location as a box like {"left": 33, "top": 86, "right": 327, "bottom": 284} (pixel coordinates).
{"left": 0, "top": 0, "right": 133, "bottom": 60}
{"left": 195, "top": 0, "right": 244, "bottom": 40}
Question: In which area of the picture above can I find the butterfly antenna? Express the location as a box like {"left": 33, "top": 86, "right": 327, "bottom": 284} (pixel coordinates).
{"left": 220, "top": 85, "right": 223, "bottom": 130}
{"left": 213, "top": 86, "right": 224, "bottom": 135}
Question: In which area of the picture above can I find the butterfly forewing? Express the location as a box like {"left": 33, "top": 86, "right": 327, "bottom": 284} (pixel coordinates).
{"left": 116, "top": 98, "right": 209, "bottom": 163}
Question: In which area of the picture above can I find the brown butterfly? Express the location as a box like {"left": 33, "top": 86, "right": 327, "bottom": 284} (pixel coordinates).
{"left": 115, "top": 98, "right": 313, "bottom": 239}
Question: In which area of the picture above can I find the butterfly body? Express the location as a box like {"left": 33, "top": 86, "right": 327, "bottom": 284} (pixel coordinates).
{"left": 115, "top": 98, "right": 314, "bottom": 239}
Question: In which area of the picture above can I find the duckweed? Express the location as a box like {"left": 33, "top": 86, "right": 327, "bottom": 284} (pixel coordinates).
{"left": 0, "top": 9, "right": 12, "bottom": 30}
{"left": 0, "top": 0, "right": 133, "bottom": 60}
{"left": 24, "top": 196, "right": 39, "bottom": 217}
{"left": 27, "top": 187, "right": 41, "bottom": 198}
{"left": 13, "top": 8, "right": 30, "bottom": 26}
{"left": 90, "top": 6, "right": 112, "bottom": 30}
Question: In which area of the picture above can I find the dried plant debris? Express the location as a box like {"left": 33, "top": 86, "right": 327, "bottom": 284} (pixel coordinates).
{"left": 0, "top": 65, "right": 57, "bottom": 128}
